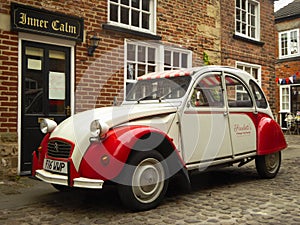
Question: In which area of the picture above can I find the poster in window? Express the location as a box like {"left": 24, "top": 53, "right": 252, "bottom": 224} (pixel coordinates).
{"left": 28, "top": 58, "right": 42, "bottom": 70}
{"left": 49, "top": 72, "right": 65, "bottom": 100}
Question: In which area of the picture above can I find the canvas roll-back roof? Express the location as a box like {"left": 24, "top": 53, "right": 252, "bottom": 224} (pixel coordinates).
{"left": 137, "top": 68, "right": 199, "bottom": 80}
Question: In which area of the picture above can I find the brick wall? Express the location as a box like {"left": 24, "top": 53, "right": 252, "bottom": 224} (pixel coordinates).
{"left": 0, "top": 0, "right": 223, "bottom": 178}
{"left": 275, "top": 17, "right": 300, "bottom": 116}
{"left": 220, "top": 0, "right": 277, "bottom": 113}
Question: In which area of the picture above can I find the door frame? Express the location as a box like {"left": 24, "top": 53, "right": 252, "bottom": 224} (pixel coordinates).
{"left": 17, "top": 32, "right": 75, "bottom": 175}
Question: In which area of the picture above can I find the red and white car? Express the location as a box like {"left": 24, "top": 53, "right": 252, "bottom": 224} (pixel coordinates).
{"left": 32, "top": 66, "right": 287, "bottom": 211}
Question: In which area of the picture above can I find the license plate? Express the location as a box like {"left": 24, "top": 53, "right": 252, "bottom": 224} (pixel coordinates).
{"left": 43, "top": 158, "right": 68, "bottom": 174}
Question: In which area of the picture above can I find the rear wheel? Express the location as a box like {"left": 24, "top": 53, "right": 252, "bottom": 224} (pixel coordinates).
{"left": 117, "top": 150, "right": 169, "bottom": 211}
{"left": 255, "top": 151, "right": 281, "bottom": 179}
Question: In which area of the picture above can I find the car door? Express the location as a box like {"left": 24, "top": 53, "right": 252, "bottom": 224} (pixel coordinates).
{"left": 224, "top": 73, "right": 257, "bottom": 156}
{"left": 180, "top": 72, "right": 233, "bottom": 166}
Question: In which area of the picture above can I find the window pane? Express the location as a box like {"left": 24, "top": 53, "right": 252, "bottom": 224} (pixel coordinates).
{"left": 147, "top": 65, "right": 155, "bottom": 73}
{"left": 121, "top": 0, "right": 129, "bottom": 6}
{"left": 127, "top": 44, "right": 136, "bottom": 61}
{"left": 121, "top": 7, "right": 129, "bottom": 24}
{"left": 142, "top": 13, "right": 150, "bottom": 29}
{"left": 182, "top": 54, "right": 188, "bottom": 68}
{"left": 131, "top": 0, "right": 139, "bottom": 9}
{"left": 138, "top": 46, "right": 146, "bottom": 62}
{"left": 148, "top": 47, "right": 155, "bottom": 63}
{"left": 290, "top": 31, "right": 298, "bottom": 54}
{"left": 132, "top": 10, "right": 140, "bottom": 27}
{"left": 241, "top": 0, "right": 246, "bottom": 9}
{"left": 173, "top": 52, "right": 180, "bottom": 67}
{"left": 142, "top": 0, "right": 150, "bottom": 11}
{"left": 127, "top": 63, "right": 135, "bottom": 80}
{"left": 164, "top": 50, "right": 171, "bottom": 66}
{"left": 138, "top": 64, "right": 146, "bottom": 77}
{"left": 236, "top": 9, "right": 240, "bottom": 20}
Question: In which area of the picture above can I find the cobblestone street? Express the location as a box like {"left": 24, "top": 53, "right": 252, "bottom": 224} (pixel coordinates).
{"left": 0, "top": 135, "right": 299, "bottom": 225}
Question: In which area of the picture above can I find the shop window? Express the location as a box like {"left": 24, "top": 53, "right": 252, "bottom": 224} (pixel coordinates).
{"left": 279, "top": 29, "right": 300, "bottom": 59}
{"left": 280, "top": 86, "right": 290, "bottom": 112}
{"left": 291, "top": 86, "right": 300, "bottom": 114}
{"left": 108, "top": 0, "right": 156, "bottom": 33}
{"left": 235, "top": 0, "right": 260, "bottom": 40}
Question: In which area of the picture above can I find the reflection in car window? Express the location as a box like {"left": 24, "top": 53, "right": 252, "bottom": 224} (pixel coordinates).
{"left": 250, "top": 80, "right": 268, "bottom": 109}
{"left": 225, "top": 76, "right": 253, "bottom": 108}
{"left": 191, "top": 74, "right": 224, "bottom": 107}
{"left": 126, "top": 76, "right": 191, "bottom": 101}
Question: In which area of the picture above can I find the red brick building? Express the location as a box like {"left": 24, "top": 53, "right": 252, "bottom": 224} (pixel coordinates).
{"left": 221, "top": 0, "right": 277, "bottom": 110}
{"left": 274, "top": 0, "right": 300, "bottom": 129}
{"left": 0, "top": 0, "right": 276, "bottom": 178}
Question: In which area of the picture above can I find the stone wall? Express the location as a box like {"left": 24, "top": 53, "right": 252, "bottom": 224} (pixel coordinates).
{"left": 0, "top": 133, "right": 18, "bottom": 180}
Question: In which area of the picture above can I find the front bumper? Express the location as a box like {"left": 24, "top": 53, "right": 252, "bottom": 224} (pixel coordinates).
{"left": 35, "top": 169, "right": 104, "bottom": 189}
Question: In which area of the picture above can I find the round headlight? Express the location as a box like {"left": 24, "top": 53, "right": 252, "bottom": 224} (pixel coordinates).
{"left": 90, "top": 120, "right": 109, "bottom": 137}
{"left": 40, "top": 118, "right": 57, "bottom": 134}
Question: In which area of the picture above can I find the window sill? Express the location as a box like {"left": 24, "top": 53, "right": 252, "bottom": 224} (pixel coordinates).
{"left": 102, "top": 24, "right": 162, "bottom": 40}
{"left": 233, "top": 34, "right": 264, "bottom": 46}
{"left": 277, "top": 56, "right": 300, "bottom": 63}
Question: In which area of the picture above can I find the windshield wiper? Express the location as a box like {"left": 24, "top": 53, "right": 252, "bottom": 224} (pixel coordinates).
{"left": 157, "top": 84, "right": 187, "bottom": 102}
{"left": 137, "top": 90, "right": 159, "bottom": 103}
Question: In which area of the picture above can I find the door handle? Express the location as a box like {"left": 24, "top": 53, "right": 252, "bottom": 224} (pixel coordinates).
{"left": 223, "top": 111, "right": 228, "bottom": 117}
{"left": 65, "top": 106, "right": 71, "bottom": 116}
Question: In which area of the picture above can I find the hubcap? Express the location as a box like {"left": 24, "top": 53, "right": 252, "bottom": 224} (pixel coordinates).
{"left": 265, "top": 152, "right": 280, "bottom": 173}
{"left": 132, "top": 158, "right": 165, "bottom": 204}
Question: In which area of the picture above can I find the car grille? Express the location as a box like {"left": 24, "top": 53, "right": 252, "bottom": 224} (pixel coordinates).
{"left": 47, "top": 140, "right": 72, "bottom": 158}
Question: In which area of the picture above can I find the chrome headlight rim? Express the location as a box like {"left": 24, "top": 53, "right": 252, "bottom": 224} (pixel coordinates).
{"left": 90, "top": 120, "right": 109, "bottom": 137}
{"left": 40, "top": 118, "right": 57, "bottom": 134}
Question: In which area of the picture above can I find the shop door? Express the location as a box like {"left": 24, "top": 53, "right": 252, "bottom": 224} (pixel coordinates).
{"left": 21, "top": 41, "right": 71, "bottom": 174}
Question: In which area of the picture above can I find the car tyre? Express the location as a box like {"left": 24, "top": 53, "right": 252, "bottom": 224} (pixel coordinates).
{"left": 117, "top": 150, "right": 169, "bottom": 211}
{"left": 255, "top": 151, "right": 281, "bottom": 179}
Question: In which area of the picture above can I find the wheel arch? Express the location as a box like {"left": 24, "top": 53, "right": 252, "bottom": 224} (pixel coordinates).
{"left": 129, "top": 129, "right": 190, "bottom": 187}
{"left": 257, "top": 117, "right": 287, "bottom": 155}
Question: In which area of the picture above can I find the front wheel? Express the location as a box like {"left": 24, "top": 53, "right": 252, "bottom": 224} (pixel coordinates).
{"left": 255, "top": 151, "right": 281, "bottom": 179}
{"left": 117, "top": 150, "right": 169, "bottom": 211}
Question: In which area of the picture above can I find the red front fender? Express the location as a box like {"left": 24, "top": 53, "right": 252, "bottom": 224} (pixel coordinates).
{"left": 79, "top": 126, "right": 179, "bottom": 181}
{"left": 32, "top": 133, "right": 50, "bottom": 176}
{"left": 257, "top": 117, "right": 287, "bottom": 155}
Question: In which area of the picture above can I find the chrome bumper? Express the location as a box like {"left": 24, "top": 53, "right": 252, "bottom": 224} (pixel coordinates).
{"left": 35, "top": 169, "right": 104, "bottom": 189}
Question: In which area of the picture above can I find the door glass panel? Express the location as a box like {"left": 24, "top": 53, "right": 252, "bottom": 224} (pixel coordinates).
{"left": 49, "top": 50, "right": 66, "bottom": 114}
{"left": 24, "top": 47, "right": 44, "bottom": 114}
{"left": 226, "top": 76, "right": 253, "bottom": 107}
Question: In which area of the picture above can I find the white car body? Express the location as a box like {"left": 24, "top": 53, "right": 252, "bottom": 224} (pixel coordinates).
{"left": 32, "top": 66, "right": 287, "bottom": 211}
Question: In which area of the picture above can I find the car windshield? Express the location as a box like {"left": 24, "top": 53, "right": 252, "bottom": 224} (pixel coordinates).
{"left": 126, "top": 76, "right": 192, "bottom": 102}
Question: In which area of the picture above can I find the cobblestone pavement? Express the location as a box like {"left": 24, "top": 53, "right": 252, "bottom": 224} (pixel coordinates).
{"left": 0, "top": 135, "right": 299, "bottom": 225}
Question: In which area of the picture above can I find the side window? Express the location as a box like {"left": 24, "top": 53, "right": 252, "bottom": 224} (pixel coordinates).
{"left": 191, "top": 74, "right": 224, "bottom": 108}
{"left": 249, "top": 80, "right": 267, "bottom": 108}
{"left": 225, "top": 76, "right": 253, "bottom": 108}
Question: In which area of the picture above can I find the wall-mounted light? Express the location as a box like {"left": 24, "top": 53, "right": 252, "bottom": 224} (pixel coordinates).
{"left": 87, "top": 33, "right": 100, "bottom": 56}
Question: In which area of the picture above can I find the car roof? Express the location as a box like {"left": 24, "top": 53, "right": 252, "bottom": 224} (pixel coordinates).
{"left": 137, "top": 66, "right": 253, "bottom": 82}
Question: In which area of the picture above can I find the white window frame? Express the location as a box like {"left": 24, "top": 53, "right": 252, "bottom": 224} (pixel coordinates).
{"left": 278, "top": 29, "right": 300, "bottom": 59}
{"left": 108, "top": 0, "right": 157, "bottom": 34}
{"left": 279, "top": 85, "right": 290, "bottom": 113}
{"left": 235, "top": 0, "right": 260, "bottom": 41}
{"left": 236, "top": 61, "right": 261, "bottom": 85}
{"left": 124, "top": 40, "right": 192, "bottom": 97}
